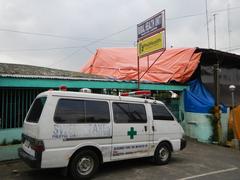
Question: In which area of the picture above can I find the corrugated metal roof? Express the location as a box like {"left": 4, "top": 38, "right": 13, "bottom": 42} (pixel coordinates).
{"left": 0, "top": 74, "right": 110, "bottom": 81}
{"left": 0, "top": 73, "right": 157, "bottom": 84}
{"left": 0, "top": 63, "right": 105, "bottom": 79}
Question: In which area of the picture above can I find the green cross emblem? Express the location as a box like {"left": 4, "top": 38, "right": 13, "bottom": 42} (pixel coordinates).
{"left": 127, "top": 127, "right": 137, "bottom": 139}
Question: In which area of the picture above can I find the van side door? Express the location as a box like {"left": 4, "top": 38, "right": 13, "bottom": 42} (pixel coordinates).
{"left": 111, "top": 101, "right": 150, "bottom": 160}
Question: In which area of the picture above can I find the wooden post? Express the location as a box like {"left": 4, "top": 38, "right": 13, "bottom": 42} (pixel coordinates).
{"left": 213, "top": 63, "right": 222, "bottom": 144}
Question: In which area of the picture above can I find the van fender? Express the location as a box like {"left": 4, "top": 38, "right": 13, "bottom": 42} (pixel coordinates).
{"left": 153, "top": 138, "right": 181, "bottom": 154}
{"left": 68, "top": 142, "right": 104, "bottom": 165}
{"left": 152, "top": 138, "right": 173, "bottom": 156}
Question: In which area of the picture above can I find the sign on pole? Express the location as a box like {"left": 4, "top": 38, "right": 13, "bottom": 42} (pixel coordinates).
{"left": 138, "top": 31, "right": 165, "bottom": 58}
{"left": 137, "top": 10, "right": 166, "bottom": 89}
{"left": 137, "top": 10, "right": 166, "bottom": 58}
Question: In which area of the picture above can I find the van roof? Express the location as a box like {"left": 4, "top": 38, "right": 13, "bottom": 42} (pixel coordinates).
{"left": 38, "top": 90, "right": 164, "bottom": 104}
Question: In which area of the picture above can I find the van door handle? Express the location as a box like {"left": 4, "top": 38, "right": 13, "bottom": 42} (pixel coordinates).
{"left": 144, "top": 126, "right": 147, "bottom": 132}
{"left": 152, "top": 126, "right": 155, "bottom": 132}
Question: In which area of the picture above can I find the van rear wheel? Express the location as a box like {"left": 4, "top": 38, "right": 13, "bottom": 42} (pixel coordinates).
{"left": 154, "top": 142, "right": 171, "bottom": 165}
{"left": 69, "top": 150, "right": 99, "bottom": 179}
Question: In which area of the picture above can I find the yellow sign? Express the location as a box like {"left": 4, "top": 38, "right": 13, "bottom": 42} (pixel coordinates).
{"left": 138, "top": 32, "right": 164, "bottom": 57}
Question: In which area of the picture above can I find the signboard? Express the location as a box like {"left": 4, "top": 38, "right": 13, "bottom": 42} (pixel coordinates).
{"left": 137, "top": 10, "right": 165, "bottom": 40}
{"left": 137, "top": 10, "right": 166, "bottom": 58}
{"left": 136, "top": 10, "right": 166, "bottom": 88}
{"left": 138, "top": 32, "right": 164, "bottom": 58}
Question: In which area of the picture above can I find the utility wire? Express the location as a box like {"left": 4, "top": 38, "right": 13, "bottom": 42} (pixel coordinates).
{"left": 1, "top": 5, "right": 240, "bottom": 67}
{"left": 0, "top": 6, "right": 238, "bottom": 42}
{"left": 220, "top": 45, "right": 240, "bottom": 52}
{"left": 0, "top": 39, "right": 133, "bottom": 53}
{"left": 46, "top": 6, "right": 240, "bottom": 67}
{"left": 0, "top": 46, "right": 79, "bottom": 52}
{"left": 229, "top": 47, "right": 240, "bottom": 51}
{"left": 167, "top": 6, "right": 240, "bottom": 21}
{"left": 47, "top": 48, "right": 84, "bottom": 68}
{"left": 47, "top": 25, "right": 136, "bottom": 67}
{"left": 0, "top": 28, "right": 84, "bottom": 41}
{"left": 0, "top": 28, "right": 133, "bottom": 43}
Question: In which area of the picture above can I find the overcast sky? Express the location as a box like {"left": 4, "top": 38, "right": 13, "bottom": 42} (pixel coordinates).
{"left": 0, "top": 0, "right": 239, "bottom": 71}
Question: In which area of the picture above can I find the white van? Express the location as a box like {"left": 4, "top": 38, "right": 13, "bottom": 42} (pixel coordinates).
{"left": 19, "top": 91, "right": 186, "bottom": 179}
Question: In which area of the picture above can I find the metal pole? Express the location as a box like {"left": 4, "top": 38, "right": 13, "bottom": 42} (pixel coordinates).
{"left": 229, "top": 85, "right": 238, "bottom": 147}
{"left": 231, "top": 91, "right": 235, "bottom": 108}
{"left": 137, "top": 56, "right": 140, "bottom": 90}
{"left": 137, "top": 39, "right": 140, "bottom": 90}
{"left": 227, "top": 2, "right": 231, "bottom": 52}
{"left": 214, "top": 64, "right": 220, "bottom": 106}
{"left": 231, "top": 89, "right": 236, "bottom": 139}
{"left": 213, "top": 63, "right": 221, "bottom": 143}
{"left": 205, "top": 0, "right": 210, "bottom": 48}
{"left": 147, "top": 56, "right": 149, "bottom": 69}
{"left": 213, "top": 14, "right": 217, "bottom": 49}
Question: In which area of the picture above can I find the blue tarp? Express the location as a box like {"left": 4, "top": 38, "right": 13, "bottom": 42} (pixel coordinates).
{"left": 184, "top": 79, "right": 227, "bottom": 113}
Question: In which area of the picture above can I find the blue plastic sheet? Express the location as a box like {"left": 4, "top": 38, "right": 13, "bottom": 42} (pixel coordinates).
{"left": 184, "top": 79, "right": 227, "bottom": 113}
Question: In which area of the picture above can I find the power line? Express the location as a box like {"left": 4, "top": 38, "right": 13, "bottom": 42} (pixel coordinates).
{"left": 1, "top": 5, "right": 240, "bottom": 67}
{"left": 0, "top": 28, "right": 82, "bottom": 41}
{"left": 47, "top": 6, "right": 240, "bottom": 67}
{"left": 0, "top": 5, "right": 238, "bottom": 50}
{"left": 47, "top": 48, "right": 84, "bottom": 68}
{"left": 230, "top": 47, "right": 240, "bottom": 51}
{"left": 220, "top": 45, "right": 240, "bottom": 52}
{"left": 0, "top": 28, "right": 133, "bottom": 43}
{"left": 0, "top": 46, "right": 79, "bottom": 52}
{"left": 167, "top": 6, "right": 240, "bottom": 21}
{"left": 0, "top": 39, "right": 133, "bottom": 53}
{"left": 211, "top": 6, "right": 240, "bottom": 13}
{"left": 47, "top": 25, "right": 135, "bottom": 67}
{"left": 0, "top": 5, "right": 238, "bottom": 41}
{"left": 167, "top": 12, "right": 204, "bottom": 21}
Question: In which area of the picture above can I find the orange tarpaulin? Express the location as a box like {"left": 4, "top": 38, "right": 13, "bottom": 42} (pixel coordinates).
{"left": 229, "top": 106, "right": 240, "bottom": 139}
{"left": 81, "top": 48, "right": 202, "bottom": 83}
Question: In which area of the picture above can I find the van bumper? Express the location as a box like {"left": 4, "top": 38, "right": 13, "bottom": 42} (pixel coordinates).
{"left": 180, "top": 138, "right": 187, "bottom": 150}
{"left": 18, "top": 148, "right": 41, "bottom": 168}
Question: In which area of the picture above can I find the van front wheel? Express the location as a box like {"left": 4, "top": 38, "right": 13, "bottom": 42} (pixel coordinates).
{"left": 69, "top": 150, "right": 99, "bottom": 179}
{"left": 154, "top": 142, "right": 171, "bottom": 165}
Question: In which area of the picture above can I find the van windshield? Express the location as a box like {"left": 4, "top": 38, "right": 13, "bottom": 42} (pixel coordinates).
{"left": 26, "top": 97, "right": 47, "bottom": 123}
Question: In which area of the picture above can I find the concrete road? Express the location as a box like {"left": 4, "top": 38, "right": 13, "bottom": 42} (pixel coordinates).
{"left": 1, "top": 139, "right": 240, "bottom": 180}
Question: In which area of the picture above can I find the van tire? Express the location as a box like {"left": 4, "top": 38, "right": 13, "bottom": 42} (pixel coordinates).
{"left": 69, "top": 150, "right": 99, "bottom": 180}
{"left": 154, "top": 142, "right": 171, "bottom": 165}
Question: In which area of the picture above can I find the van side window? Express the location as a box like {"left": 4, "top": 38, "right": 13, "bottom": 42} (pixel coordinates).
{"left": 85, "top": 100, "right": 110, "bottom": 123}
{"left": 26, "top": 97, "right": 47, "bottom": 123}
{"left": 151, "top": 104, "right": 174, "bottom": 120}
{"left": 54, "top": 99, "right": 110, "bottom": 123}
{"left": 113, "top": 102, "right": 147, "bottom": 123}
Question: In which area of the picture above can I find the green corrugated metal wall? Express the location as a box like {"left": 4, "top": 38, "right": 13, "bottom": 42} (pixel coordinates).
{"left": 0, "top": 87, "right": 103, "bottom": 130}
{"left": 0, "top": 88, "right": 46, "bottom": 129}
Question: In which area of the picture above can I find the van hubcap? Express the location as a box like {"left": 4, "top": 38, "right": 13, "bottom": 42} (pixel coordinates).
{"left": 77, "top": 157, "right": 94, "bottom": 175}
{"left": 159, "top": 147, "right": 169, "bottom": 161}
